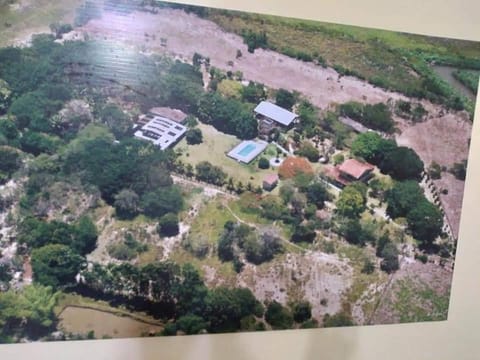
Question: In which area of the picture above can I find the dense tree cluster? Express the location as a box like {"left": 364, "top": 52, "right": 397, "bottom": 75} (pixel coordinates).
{"left": 196, "top": 92, "right": 258, "bottom": 139}
{"left": 351, "top": 132, "right": 424, "bottom": 181}
{"left": 31, "top": 244, "right": 85, "bottom": 288}
{"left": 336, "top": 184, "right": 367, "bottom": 218}
{"left": 241, "top": 82, "right": 266, "bottom": 103}
{"left": 218, "top": 221, "right": 283, "bottom": 265}
{"left": 195, "top": 161, "right": 227, "bottom": 186}
{"left": 63, "top": 127, "right": 182, "bottom": 213}
{"left": 265, "top": 301, "right": 294, "bottom": 329}
{"left": 80, "top": 262, "right": 263, "bottom": 333}
{"left": 386, "top": 181, "right": 443, "bottom": 246}
{"left": 296, "top": 142, "right": 320, "bottom": 162}
{"left": 0, "top": 285, "right": 59, "bottom": 342}
{"left": 0, "top": 146, "right": 21, "bottom": 183}
{"left": 18, "top": 216, "right": 97, "bottom": 256}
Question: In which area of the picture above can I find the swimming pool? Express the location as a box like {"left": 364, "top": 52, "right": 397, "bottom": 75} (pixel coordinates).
{"left": 237, "top": 143, "right": 257, "bottom": 157}
{"left": 227, "top": 140, "right": 268, "bottom": 164}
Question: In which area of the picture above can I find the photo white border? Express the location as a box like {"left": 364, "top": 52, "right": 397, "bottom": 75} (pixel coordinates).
{"left": 1, "top": 0, "right": 479, "bottom": 358}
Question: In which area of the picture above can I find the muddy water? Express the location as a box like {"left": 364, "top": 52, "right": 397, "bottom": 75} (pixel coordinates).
{"left": 58, "top": 306, "right": 162, "bottom": 338}
{"left": 432, "top": 65, "right": 477, "bottom": 101}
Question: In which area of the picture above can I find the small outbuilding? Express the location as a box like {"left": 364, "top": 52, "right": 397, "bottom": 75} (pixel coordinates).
{"left": 263, "top": 174, "right": 279, "bottom": 191}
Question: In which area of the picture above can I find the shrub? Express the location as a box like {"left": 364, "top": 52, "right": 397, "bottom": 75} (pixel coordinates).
{"left": 157, "top": 213, "right": 180, "bottom": 237}
{"left": 428, "top": 162, "right": 442, "bottom": 180}
{"left": 258, "top": 157, "right": 270, "bottom": 169}
{"left": 323, "top": 312, "right": 354, "bottom": 327}
{"left": 415, "top": 253, "right": 428, "bottom": 264}
{"left": 185, "top": 128, "right": 203, "bottom": 145}
{"left": 361, "top": 258, "right": 375, "bottom": 274}
{"left": 293, "top": 301, "right": 312, "bottom": 323}
{"left": 265, "top": 301, "right": 294, "bottom": 329}
{"left": 278, "top": 157, "right": 314, "bottom": 179}
{"left": 449, "top": 160, "right": 467, "bottom": 180}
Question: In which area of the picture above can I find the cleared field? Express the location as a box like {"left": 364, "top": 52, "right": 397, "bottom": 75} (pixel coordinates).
{"left": 55, "top": 293, "right": 163, "bottom": 338}
{"left": 59, "top": 306, "right": 162, "bottom": 339}
{"left": 209, "top": 10, "right": 480, "bottom": 99}
{"left": 176, "top": 123, "right": 275, "bottom": 186}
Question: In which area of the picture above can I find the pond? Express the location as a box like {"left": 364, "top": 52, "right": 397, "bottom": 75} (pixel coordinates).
{"left": 431, "top": 65, "right": 477, "bottom": 101}
{"left": 58, "top": 306, "right": 163, "bottom": 339}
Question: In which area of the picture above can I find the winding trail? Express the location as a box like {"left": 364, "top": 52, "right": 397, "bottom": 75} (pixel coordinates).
{"left": 222, "top": 201, "right": 306, "bottom": 253}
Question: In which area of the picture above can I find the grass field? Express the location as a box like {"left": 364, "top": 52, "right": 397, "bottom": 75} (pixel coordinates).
{"left": 176, "top": 123, "right": 278, "bottom": 186}
{"left": 208, "top": 10, "right": 480, "bottom": 100}
{"left": 0, "top": 0, "right": 83, "bottom": 46}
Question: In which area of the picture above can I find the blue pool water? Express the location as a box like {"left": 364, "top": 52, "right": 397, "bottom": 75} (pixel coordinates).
{"left": 237, "top": 143, "right": 256, "bottom": 156}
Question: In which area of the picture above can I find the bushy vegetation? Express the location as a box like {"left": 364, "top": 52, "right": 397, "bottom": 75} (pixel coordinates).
{"left": 107, "top": 233, "right": 148, "bottom": 261}
{"left": 240, "top": 29, "right": 268, "bottom": 53}
{"left": 386, "top": 181, "right": 443, "bottom": 247}
{"left": 452, "top": 69, "right": 479, "bottom": 93}
{"left": 17, "top": 216, "right": 97, "bottom": 256}
{"left": 217, "top": 221, "right": 283, "bottom": 265}
{"left": 339, "top": 102, "right": 395, "bottom": 133}
{"left": 185, "top": 128, "right": 203, "bottom": 145}
{"left": 265, "top": 301, "right": 294, "bottom": 329}
{"left": 0, "top": 285, "right": 59, "bottom": 342}
{"left": 197, "top": 92, "right": 258, "bottom": 139}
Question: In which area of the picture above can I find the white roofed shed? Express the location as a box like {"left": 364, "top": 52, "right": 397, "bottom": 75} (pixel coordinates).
{"left": 254, "top": 101, "right": 298, "bottom": 127}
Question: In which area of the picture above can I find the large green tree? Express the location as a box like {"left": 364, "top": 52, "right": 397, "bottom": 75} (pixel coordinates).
{"left": 336, "top": 185, "right": 366, "bottom": 218}
{"left": 381, "top": 146, "right": 424, "bottom": 181}
{"left": 265, "top": 301, "right": 294, "bottom": 329}
{"left": 275, "top": 89, "right": 296, "bottom": 110}
{"left": 114, "top": 189, "right": 140, "bottom": 219}
{"left": 0, "top": 285, "right": 59, "bottom": 341}
{"left": 141, "top": 187, "right": 183, "bottom": 218}
{"left": 99, "top": 103, "right": 131, "bottom": 139}
{"left": 406, "top": 200, "right": 443, "bottom": 246}
{"left": 386, "top": 181, "right": 424, "bottom": 219}
{"left": 350, "top": 132, "right": 396, "bottom": 164}
{"left": 31, "top": 244, "right": 84, "bottom": 288}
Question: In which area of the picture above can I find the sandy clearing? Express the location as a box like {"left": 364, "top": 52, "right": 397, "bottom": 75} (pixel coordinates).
{"left": 238, "top": 251, "right": 353, "bottom": 321}
{"left": 370, "top": 260, "right": 452, "bottom": 324}
{"left": 79, "top": 9, "right": 408, "bottom": 109}
{"left": 396, "top": 115, "right": 471, "bottom": 236}
{"left": 396, "top": 114, "right": 471, "bottom": 168}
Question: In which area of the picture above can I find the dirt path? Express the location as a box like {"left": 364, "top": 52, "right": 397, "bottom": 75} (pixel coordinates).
{"left": 222, "top": 201, "right": 306, "bottom": 253}
{"left": 171, "top": 174, "right": 237, "bottom": 199}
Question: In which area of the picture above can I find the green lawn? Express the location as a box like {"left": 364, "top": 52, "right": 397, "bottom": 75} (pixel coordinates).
{"left": 176, "top": 123, "right": 277, "bottom": 186}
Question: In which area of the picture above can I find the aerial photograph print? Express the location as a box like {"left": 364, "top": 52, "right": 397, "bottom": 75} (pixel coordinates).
{"left": 0, "top": 0, "right": 479, "bottom": 343}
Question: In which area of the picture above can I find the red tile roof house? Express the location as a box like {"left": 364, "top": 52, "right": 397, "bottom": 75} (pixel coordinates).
{"left": 263, "top": 174, "right": 279, "bottom": 191}
{"left": 324, "top": 158, "right": 375, "bottom": 188}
